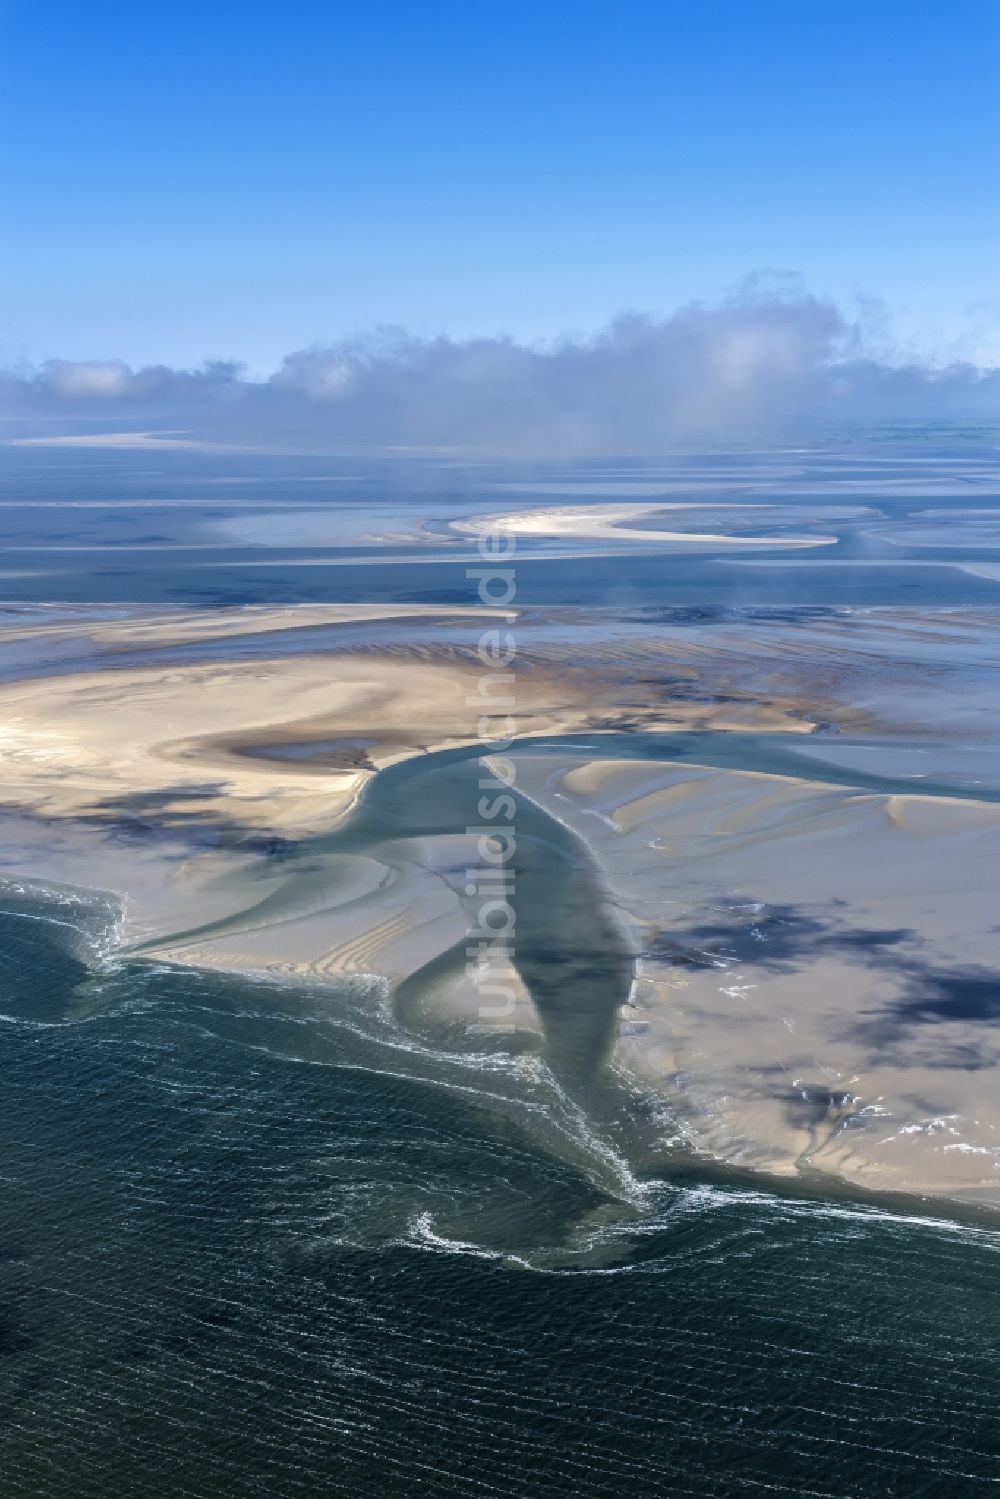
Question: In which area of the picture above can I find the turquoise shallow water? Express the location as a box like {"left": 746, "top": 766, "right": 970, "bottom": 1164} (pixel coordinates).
{"left": 1, "top": 890, "right": 999, "bottom": 1497}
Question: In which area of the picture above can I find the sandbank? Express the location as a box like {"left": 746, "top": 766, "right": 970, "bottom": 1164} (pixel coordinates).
{"left": 447, "top": 501, "right": 874, "bottom": 547}
{"left": 511, "top": 750, "right": 1000, "bottom": 1204}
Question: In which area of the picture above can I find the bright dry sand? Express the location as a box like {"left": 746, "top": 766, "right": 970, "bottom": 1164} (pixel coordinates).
{"left": 0, "top": 600, "right": 823, "bottom": 842}
{"left": 3, "top": 601, "right": 999, "bottom": 1204}
{"left": 447, "top": 501, "right": 872, "bottom": 547}
{"left": 0, "top": 604, "right": 816, "bottom": 999}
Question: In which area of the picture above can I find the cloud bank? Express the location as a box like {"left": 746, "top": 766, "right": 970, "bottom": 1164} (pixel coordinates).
{"left": 3, "top": 288, "right": 998, "bottom": 453}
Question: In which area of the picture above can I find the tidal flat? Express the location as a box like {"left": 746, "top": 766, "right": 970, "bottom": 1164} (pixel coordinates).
{"left": 2, "top": 438, "right": 1000, "bottom": 1496}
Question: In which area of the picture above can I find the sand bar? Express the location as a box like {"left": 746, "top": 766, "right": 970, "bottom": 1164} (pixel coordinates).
{"left": 447, "top": 501, "right": 875, "bottom": 547}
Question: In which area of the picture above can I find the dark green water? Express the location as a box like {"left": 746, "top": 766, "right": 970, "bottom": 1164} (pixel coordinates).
{"left": 1, "top": 887, "right": 999, "bottom": 1497}
{"left": 4, "top": 440, "right": 1000, "bottom": 1494}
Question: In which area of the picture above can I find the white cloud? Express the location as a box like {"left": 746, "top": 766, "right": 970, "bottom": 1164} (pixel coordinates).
{"left": 44, "top": 360, "right": 136, "bottom": 398}
{"left": 2, "top": 288, "right": 997, "bottom": 453}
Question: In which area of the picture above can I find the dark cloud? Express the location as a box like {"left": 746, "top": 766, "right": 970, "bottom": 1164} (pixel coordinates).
{"left": 3, "top": 288, "right": 998, "bottom": 453}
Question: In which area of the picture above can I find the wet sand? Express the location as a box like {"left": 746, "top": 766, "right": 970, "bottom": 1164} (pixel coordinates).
{"left": 0, "top": 601, "right": 500, "bottom": 649}
{"left": 511, "top": 752, "right": 1000, "bottom": 1203}
{"left": 0, "top": 597, "right": 831, "bottom": 842}
{"left": 2, "top": 600, "right": 1000, "bottom": 1205}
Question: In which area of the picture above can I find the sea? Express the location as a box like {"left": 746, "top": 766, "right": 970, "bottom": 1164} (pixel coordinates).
{"left": 1, "top": 432, "right": 999, "bottom": 1496}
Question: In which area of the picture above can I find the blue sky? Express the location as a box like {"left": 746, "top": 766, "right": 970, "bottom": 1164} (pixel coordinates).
{"left": 1, "top": 0, "right": 998, "bottom": 373}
